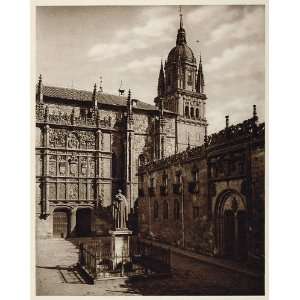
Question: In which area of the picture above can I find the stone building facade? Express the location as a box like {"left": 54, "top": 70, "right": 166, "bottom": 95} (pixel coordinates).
{"left": 137, "top": 108, "right": 265, "bottom": 261}
{"left": 35, "top": 14, "right": 208, "bottom": 238}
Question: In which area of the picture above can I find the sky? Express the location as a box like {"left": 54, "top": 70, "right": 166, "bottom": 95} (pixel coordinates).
{"left": 36, "top": 5, "right": 265, "bottom": 133}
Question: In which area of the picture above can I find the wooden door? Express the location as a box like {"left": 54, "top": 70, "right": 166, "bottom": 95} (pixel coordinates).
{"left": 53, "top": 210, "right": 69, "bottom": 238}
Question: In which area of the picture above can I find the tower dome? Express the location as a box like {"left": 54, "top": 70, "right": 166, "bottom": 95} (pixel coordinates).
{"left": 167, "top": 44, "right": 195, "bottom": 63}
{"left": 166, "top": 11, "right": 196, "bottom": 64}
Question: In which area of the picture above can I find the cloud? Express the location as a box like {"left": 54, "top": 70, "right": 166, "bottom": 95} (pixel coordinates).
{"left": 117, "top": 56, "right": 161, "bottom": 73}
{"left": 88, "top": 7, "right": 176, "bottom": 61}
{"left": 88, "top": 39, "right": 148, "bottom": 61}
{"left": 205, "top": 6, "right": 265, "bottom": 45}
{"left": 206, "top": 44, "right": 258, "bottom": 73}
{"left": 187, "top": 5, "right": 240, "bottom": 26}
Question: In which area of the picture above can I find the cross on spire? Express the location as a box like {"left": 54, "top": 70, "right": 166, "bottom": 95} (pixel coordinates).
{"left": 179, "top": 5, "right": 183, "bottom": 29}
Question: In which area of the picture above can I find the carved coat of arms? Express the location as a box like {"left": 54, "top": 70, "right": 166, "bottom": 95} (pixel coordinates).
{"left": 81, "top": 162, "right": 87, "bottom": 175}
{"left": 59, "top": 162, "right": 66, "bottom": 175}
{"left": 70, "top": 162, "right": 77, "bottom": 176}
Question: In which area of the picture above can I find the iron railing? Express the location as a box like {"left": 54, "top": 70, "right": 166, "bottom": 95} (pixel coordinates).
{"left": 78, "top": 237, "right": 171, "bottom": 281}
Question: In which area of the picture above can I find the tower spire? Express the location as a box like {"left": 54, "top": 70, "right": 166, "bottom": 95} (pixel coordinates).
{"left": 176, "top": 5, "right": 186, "bottom": 45}
{"left": 179, "top": 5, "right": 183, "bottom": 29}
{"left": 127, "top": 89, "right": 133, "bottom": 120}
{"left": 196, "top": 53, "right": 205, "bottom": 93}
{"left": 92, "top": 83, "right": 97, "bottom": 107}
{"left": 36, "top": 74, "right": 43, "bottom": 103}
{"left": 158, "top": 59, "right": 166, "bottom": 97}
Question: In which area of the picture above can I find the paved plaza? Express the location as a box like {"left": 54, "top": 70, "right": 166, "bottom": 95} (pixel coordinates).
{"left": 35, "top": 239, "right": 264, "bottom": 296}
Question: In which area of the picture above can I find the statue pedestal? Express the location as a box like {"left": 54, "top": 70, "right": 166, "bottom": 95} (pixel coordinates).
{"left": 109, "top": 229, "right": 132, "bottom": 270}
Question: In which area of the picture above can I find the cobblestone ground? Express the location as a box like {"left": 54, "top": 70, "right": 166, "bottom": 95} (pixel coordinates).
{"left": 36, "top": 239, "right": 264, "bottom": 296}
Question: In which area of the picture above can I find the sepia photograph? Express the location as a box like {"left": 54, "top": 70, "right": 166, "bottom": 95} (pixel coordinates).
{"left": 34, "top": 1, "right": 266, "bottom": 297}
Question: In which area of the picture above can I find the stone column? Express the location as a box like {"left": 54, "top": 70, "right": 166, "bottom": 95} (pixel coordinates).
{"left": 95, "top": 129, "right": 102, "bottom": 202}
{"left": 124, "top": 122, "right": 135, "bottom": 209}
{"left": 42, "top": 124, "right": 50, "bottom": 216}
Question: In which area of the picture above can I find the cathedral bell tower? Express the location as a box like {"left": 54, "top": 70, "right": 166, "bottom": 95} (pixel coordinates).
{"left": 154, "top": 9, "right": 208, "bottom": 152}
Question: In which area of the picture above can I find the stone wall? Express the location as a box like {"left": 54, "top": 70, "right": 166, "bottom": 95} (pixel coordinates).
{"left": 137, "top": 118, "right": 265, "bottom": 259}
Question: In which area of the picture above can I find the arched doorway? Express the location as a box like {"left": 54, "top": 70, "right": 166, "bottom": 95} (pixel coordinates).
{"left": 76, "top": 208, "right": 92, "bottom": 236}
{"left": 53, "top": 208, "right": 70, "bottom": 238}
{"left": 215, "top": 190, "right": 248, "bottom": 260}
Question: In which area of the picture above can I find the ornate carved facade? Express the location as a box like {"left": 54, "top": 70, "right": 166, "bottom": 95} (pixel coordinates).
{"left": 35, "top": 13, "right": 209, "bottom": 238}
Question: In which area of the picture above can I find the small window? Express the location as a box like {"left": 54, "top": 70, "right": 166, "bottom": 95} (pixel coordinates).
{"left": 185, "top": 106, "right": 189, "bottom": 118}
{"left": 174, "top": 199, "right": 180, "bottom": 220}
{"left": 195, "top": 108, "right": 199, "bottom": 119}
{"left": 154, "top": 201, "right": 159, "bottom": 220}
{"left": 193, "top": 207, "right": 200, "bottom": 219}
{"left": 163, "top": 201, "right": 169, "bottom": 219}
{"left": 190, "top": 107, "right": 194, "bottom": 118}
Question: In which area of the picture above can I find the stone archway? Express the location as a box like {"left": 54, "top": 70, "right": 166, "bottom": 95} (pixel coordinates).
{"left": 215, "top": 190, "right": 248, "bottom": 260}
{"left": 76, "top": 207, "right": 92, "bottom": 236}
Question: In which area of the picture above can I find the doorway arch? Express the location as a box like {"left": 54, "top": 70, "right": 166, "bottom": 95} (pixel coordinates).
{"left": 53, "top": 207, "right": 70, "bottom": 238}
{"left": 76, "top": 207, "right": 92, "bottom": 236}
{"left": 215, "top": 190, "right": 248, "bottom": 260}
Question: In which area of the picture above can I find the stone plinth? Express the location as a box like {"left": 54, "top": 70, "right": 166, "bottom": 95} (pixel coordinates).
{"left": 109, "top": 229, "right": 132, "bottom": 270}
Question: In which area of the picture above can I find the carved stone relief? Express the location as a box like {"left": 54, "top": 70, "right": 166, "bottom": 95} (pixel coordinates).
{"left": 89, "top": 159, "right": 95, "bottom": 177}
{"left": 68, "top": 156, "right": 78, "bottom": 176}
{"left": 49, "top": 155, "right": 56, "bottom": 176}
{"left": 68, "top": 132, "right": 79, "bottom": 149}
{"left": 68, "top": 184, "right": 78, "bottom": 200}
{"left": 49, "top": 128, "right": 67, "bottom": 148}
{"left": 79, "top": 183, "right": 86, "bottom": 200}
{"left": 49, "top": 183, "right": 56, "bottom": 200}
{"left": 58, "top": 183, "right": 66, "bottom": 200}
{"left": 58, "top": 156, "right": 67, "bottom": 175}
{"left": 80, "top": 157, "right": 87, "bottom": 175}
{"left": 78, "top": 131, "right": 96, "bottom": 149}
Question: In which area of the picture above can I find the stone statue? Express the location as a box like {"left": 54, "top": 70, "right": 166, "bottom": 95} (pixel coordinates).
{"left": 112, "top": 189, "right": 129, "bottom": 230}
